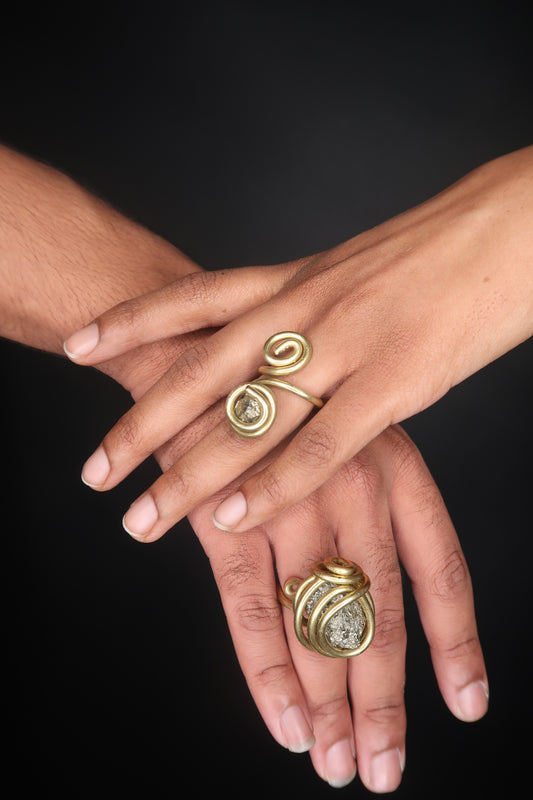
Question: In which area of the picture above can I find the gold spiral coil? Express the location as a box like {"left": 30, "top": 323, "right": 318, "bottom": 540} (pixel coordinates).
{"left": 277, "top": 557, "right": 374, "bottom": 658}
{"left": 225, "top": 382, "right": 277, "bottom": 438}
{"left": 226, "top": 332, "right": 323, "bottom": 438}
{"left": 259, "top": 332, "right": 312, "bottom": 376}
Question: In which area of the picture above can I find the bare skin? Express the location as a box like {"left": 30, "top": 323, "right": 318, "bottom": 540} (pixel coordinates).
{"left": 1, "top": 144, "right": 487, "bottom": 793}
{"left": 68, "top": 145, "right": 533, "bottom": 543}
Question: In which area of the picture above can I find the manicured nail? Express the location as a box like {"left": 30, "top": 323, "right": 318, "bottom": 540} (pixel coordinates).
{"left": 212, "top": 491, "right": 247, "bottom": 531}
{"left": 279, "top": 706, "right": 315, "bottom": 753}
{"left": 64, "top": 322, "right": 99, "bottom": 359}
{"left": 123, "top": 494, "right": 159, "bottom": 539}
{"left": 456, "top": 680, "right": 489, "bottom": 722}
{"left": 325, "top": 740, "right": 357, "bottom": 788}
{"left": 81, "top": 446, "right": 110, "bottom": 488}
{"left": 369, "top": 748, "right": 403, "bottom": 794}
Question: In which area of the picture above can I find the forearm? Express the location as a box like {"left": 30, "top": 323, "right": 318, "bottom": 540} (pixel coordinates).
{"left": 0, "top": 143, "right": 200, "bottom": 353}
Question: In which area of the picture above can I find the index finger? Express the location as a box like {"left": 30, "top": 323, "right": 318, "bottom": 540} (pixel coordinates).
{"left": 187, "top": 502, "right": 315, "bottom": 755}
{"left": 63, "top": 266, "right": 293, "bottom": 364}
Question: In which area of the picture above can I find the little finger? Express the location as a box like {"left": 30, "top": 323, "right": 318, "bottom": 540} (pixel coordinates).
{"left": 385, "top": 427, "right": 489, "bottom": 722}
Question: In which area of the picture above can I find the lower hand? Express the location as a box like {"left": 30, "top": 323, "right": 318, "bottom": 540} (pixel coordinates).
{"left": 164, "top": 418, "right": 488, "bottom": 792}
{"left": 94, "top": 331, "right": 487, "bottom": 793}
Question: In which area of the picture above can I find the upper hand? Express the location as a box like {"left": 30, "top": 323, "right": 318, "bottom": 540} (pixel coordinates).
{"left": 64, "top": 146, "right": 533, "bottom": 541}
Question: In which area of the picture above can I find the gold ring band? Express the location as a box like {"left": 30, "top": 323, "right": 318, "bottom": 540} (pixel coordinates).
{"left": 277, "top": 556, "right": 374, "bottom": 658}
{"left": 255, "top": 377, "right": 324, "bottom": 408}
{"left": 226, "top": 332, "right": 323, "bottom": 438}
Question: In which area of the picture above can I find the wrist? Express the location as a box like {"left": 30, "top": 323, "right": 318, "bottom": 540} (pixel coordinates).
{"left": 0, "top": 143, "right": 201, "bottom": 352}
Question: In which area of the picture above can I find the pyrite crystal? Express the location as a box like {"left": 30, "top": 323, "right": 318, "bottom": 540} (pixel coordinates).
{"left": 234, "top": 392, "right": 262, "bottom": 424}
{"left": 305, "top": 582, "right": 366, "bottom": 650}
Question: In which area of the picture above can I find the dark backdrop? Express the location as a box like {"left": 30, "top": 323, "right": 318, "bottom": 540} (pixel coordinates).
{"left": 1, "top": 2, "right": 532, "bottom": 797}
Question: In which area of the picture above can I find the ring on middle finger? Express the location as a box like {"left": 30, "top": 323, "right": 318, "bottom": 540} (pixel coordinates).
{"left": 277, "top": 556, "right": 375, "bottom": 658}
{"left": 226, "top": 332, "right": 324, "bottom": 438}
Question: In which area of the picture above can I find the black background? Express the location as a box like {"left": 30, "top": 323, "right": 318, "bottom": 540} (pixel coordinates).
{"left": 1, "top": 1, "right": 532, "bottom": 797}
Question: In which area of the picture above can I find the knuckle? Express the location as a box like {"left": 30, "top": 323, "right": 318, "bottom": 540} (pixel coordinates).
{"left": 135, "top": 339, "right": 182, "bottom": 384}
{"left": 293, "top": 420, "right": 338, "bottom": 469}
{"left": 158, "top": 462, "right": 194, "bottom": 502}
{"left": 372, "top": 607, "right": 406, "bottom": 655}
{"left": 387, "top": 431, "right": 444, "bottom": 515}
{"left": 388, "top": 427, "right": 450, "bottom": 532}
{"left": 308, "top": 695, "right": 347, "bottom": 724}
{"left": 104, "top": 296, "right": 147, "bottom": 333}
{"left": 181, "top": 269, "right": 219, "bottom": 305}
{"left": 255, "top": 469, "right": 288, "bottom": 509}
{"left": 366, "top": 539, "right": 401, "bottom": 590}
{"left": 175, "top": 341, "right": 211, "bottom": 389}
{"left": 387, "top": 425, "right": 425, "bottom": 482}
{"left": 216, "top": 544, "right": 263, "bottom": 594}
{"left": 254, "top": 661, "right": 294, "bottom": 691}
{"left": 233, "top": 593, "right": 283, "bottom": 633}
{"left": 434, "top": 634, "right": 481, "bottom": 663}
{"left": 341, "top": 455, "right": 384, "bottom": 501}
{"left": 408, "top": 478, "right": 448, "bottom": 534}
{"left": 429, "top": 548, "right": 470, "bottom": 602}
{"left": 362, "top": 699, "right": 406, "bottom": 727}
{"left": 110, "top": 411, "right": 142, "bottom": 451}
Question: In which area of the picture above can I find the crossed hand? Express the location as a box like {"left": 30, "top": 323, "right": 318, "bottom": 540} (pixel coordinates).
{"left": 63, "top": 145, "right": 533, "bottom": 791}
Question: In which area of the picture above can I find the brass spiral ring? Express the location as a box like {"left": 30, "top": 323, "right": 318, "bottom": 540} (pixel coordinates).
{"left": 225, "top": 382, "right": 277, "bottom": 438}
{"left": 277, "top": 556, "right": 374, "bottom": 658}
{"left": 226, "top": 332, "right": 323, "bottom": 438}
{"left": 259, "top": 332, "right": 312, "bottom": 376}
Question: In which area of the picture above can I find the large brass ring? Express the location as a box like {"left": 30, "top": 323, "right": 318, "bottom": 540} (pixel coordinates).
{"left": 226, "top": 332, "right": 323, "bottom": 438}
{"left": 277, "top": 556, "right": 374, "bottom": 658}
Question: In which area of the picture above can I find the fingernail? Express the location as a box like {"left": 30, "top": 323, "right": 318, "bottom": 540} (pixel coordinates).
{"left": 279, "top": 706, "right": 315, "bottom": 753}
{"left": 81, "top": 446, "right": 110, "bottom": 488}
{"left": 212, "top": 491, "right": 247, "bottom": 531}
{"left": 456, "top": 680, "right": 489, "bottom": 722}
{"left": 63, "top": 322, "right": 99, "bottom": 359}
{"left": 325, "top": 740, "right": 357, "bottom": 788}
{"left": 369, "top": 748, "right": 403, "bottom": 794}
{"left": 123, "top": 494, "right": 159, "bottom": 539}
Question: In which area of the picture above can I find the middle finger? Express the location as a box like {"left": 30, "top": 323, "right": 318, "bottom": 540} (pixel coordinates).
{"left": 332, "top": 461, "right": 407, "bottom": 794}
{"left": 267, "top": 495, "right": 357, "bottom": 789}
